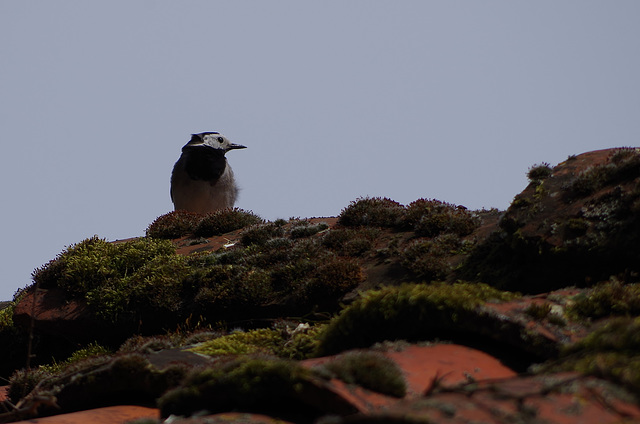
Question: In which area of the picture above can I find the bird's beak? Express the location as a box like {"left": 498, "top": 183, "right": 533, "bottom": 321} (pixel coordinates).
{"left": 228, "top": 143, "right": 247, "bottom": 150}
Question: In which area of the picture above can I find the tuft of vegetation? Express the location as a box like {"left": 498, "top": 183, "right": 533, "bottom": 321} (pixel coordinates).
{"left": 158, "top": 356, "right": 336, "bottom": 419}
{"left": 564, "top": 148, "right": 640, "bottom": 200}
{"left": 315, "top": 282, "right": 520, "bottom": 356}
{"left": 194, "top": 208, "right": 263, "bottom": 237}
{"left": 190, "top": 324, "right": 325, "bottom": 360}
{"left": 50, "top": 354, "right": 187, "bottom": 411}
{"left": 240, "top": 221, "right": 287, "bottom": 246}
{"left": 65, "top": 342, "right": 112, "bottom": 364}
{"left": 117, "top": 333, "right": 189, "bottom": 354}
{"left": 525, "top": 302, "right": 552, "bottom": 321}
{"left": 568, "top": 280, "right": 640, "bottom": 320}
{"left": 27, "top": 225, "right": 366, "bottom": 329}
{"left": 404, "top": 199, "right": 480, "bottom": 237}
{"left": 562, "top": 218, "right": 590, "bottom": 239}
{"left": 318, "top": 351, "right": 407, "bottom": 397}
{"left": 31, "top": 237, "right": 189, "bottom": 323}
{"left": 527, "top": 162, "right": 553, "bottom": 183}
{"left": 300, "top": 257, "right": 364, "bottom": 302}
{"left": 338, "top": 197, "right": 405, "bottom": 228}
{"left": 8, "top": 367, "right": 54, "bottom": 403}
{"left": 290, "top": 221, "right": 329, "bottom": 239}
{"left": 8, "top": 342, "right": 112, "bottom": 402}
{"left": 187, "top": 264, "right": 275, "bottom": 311}
{"left": 401, "top": 234, "right": 469, "bottom": 281}
{"left": 32, "top": 236, "right": 177, "bottom": 294}
{"left": 0, "top": 300, "right": 16, "bottom": 330}
{"left": 146, "top": 210, "right": 202, "bottom": 239}
{"left": 0, "top": 290, "right": 30, "bottom": 382}
{"left": 338, "top": 197, "right": 479, "bottom": 240}
{"left": 461, "top": 148, "right": 640, "bottom": 294}
{"left": 321, "top": 227, "right": 379, "bottom": 257}
{"left": 189, "top": 329, "right": 284, "bottom": 356}
{"left": 541, "top": 317, "right": 640, "bottom": 394}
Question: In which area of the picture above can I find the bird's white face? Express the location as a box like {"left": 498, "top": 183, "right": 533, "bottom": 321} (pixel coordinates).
{"left": 185, "top": 132, "right": 246, "bottom": 152}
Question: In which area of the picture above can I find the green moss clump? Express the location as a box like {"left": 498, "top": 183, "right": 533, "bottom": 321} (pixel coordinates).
{"left": 189, "top": 324, "right": 324, "bottom": 360}
{"left": 321, "top": 228, "right": 379, "bottom": 257}
{"left": 158, "top": 356, "right": 322, "bottom": 418}
{"left": 31, "top": 237, "right": 188, "bottom": 323}
{"left": 278, "top": 325, "right": 325, "bottom": 360}
{"left": 401, "top": 234, "right": 465, "bottom": 281}
{"left": 568, "top": 280, "right": 640, "bottom": 320}
{"left": 290, "top": 221, "right": 329, "bottom": 239}
{"left": 146, "top": 210, "right": 203, "bottom": 239}
{"left": 194, "top": 208, "right": 263, "bottom": 237}
{"left": 315, "top": 282, "right": 519, "bottom": 356}
{"left": 565, "top": 148, "right": 640, "bottom": 200}
{"left": 0, "top": 290, "right": 30, "bottom": 381}
{"left": 0, "top": 299, "right": 17, "bottom": 330}
{"left": 338, "top": 197, "right": 405, "bottom": 228}
{"left": 404, "top": 199, "right": 480, "bottom": 237}
{"left": 48, "top": 354, "right": 187, "bottom": 411}
{"left": 541, "top": 317, "right": 640, "bottom": 394}
{"left": 300, "top": 257, "right": 364, "bottom": 302}
{"left": 32, "top": 237, "right": 177, "bottom": 294}
{"left": 190, "top": 329, "right": 285, "bottom": 357}
{"left": 188, "top": 265, "right": 274, "bottom": 312}
{"left": 562, "top": 218, "right": 590, "bottom": 239}
{"left": 65, "top": 342, "right": 111, "bottom": 364}
{"left": 525, "top": 302, "right": 552, "bottom": 321}
{"left": 8, "top": 342, "right": 112, "bottom": 402}
{"left": 527, "top": 162, "right": 553, "bottom": 183}
{"left": 117, "top": 333, "right": 187, "bottom": 354}
{"left": 7, "top": 367, "right": 54, "bottom": 402}
{"left": 240, "top": 221, "right": 286, "bottom": 246}
{"left": 319, "top": 351, "right": 406, "bottom": 397}
{"left": 89, "top": 254, "right": 190, "bottom": 321}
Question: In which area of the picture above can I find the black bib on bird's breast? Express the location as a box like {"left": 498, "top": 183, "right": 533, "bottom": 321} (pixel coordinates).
{"left": 183, "top": 147, "right": 227, "bottom": 182}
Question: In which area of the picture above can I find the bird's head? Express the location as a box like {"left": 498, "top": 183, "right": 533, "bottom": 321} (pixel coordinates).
{"left": 183, "top": 132, "right": 247, "bottom": 153}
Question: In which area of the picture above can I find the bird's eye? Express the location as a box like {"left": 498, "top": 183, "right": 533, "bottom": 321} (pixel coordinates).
{"left": 217, "top": 137, "right": 224, "bottom": 143}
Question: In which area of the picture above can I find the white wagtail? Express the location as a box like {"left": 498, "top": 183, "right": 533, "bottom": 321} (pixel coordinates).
{"left": 170, "top": 132, "right": 246, "bottom": 214}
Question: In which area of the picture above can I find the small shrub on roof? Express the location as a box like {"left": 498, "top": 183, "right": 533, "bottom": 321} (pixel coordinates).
{"left": 564, "top": 148, "right": 640, "bottom": 200}
{"left": 526, "top": 162, "right": 553, "bottom": 183}
{"left": 315, "top": 282, "right": 519, "bottom": 356}
{"left": 300, "top": 257, "right": 364, "bottom": 302}
{"left": 146, "top": 210, "right": 202, "bottom": 239}
{"left": 189, "top": 324, "right": 324, "bottom": 361}
{"left": 401, "top": 234, "right": 463, "bottom": 281}
{"left": 541, "top": 317, "right": 640, "bottom": 395}
{"left": 404, "top": 199, "right": 479, "bottom": 237}
{"left": 321, "top": 228, "right": 379, "bottom": 257}
{"left": 568, "top": 280, "right": 640, "bottom": 320}
{"left": 31, "top": 236, "right": 188, "bottom": 322}
{"left": 158, "top": 356, "right": 321, "bottom": 418}
{"left": 319, "top": 350, "right": 407, "bottom": 397}
{"left": 289, "top": 221, "right": 329, "bottom": 239}
{"left": 190, "top": 328, "right": 285, "bottom": 357}
{"left": 194, "top": 208, "right": 263, "bottom": 237}
{"left": 240, "top": 221, "right": 286, "bottom": 246}
{"left": 32, "top": 236, "right": 177, "bottom": 295}
{"left": 338, "top": 197, "right": 405, "bottom": 228}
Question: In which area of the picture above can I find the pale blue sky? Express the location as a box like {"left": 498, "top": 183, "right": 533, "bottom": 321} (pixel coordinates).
{"left": 1, "top": 1, "right": 639, "bottom": 300}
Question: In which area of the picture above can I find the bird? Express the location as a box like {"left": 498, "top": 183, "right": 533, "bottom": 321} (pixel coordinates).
{"left": 170, "top": 132, "right": 246, "bottom": 214}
